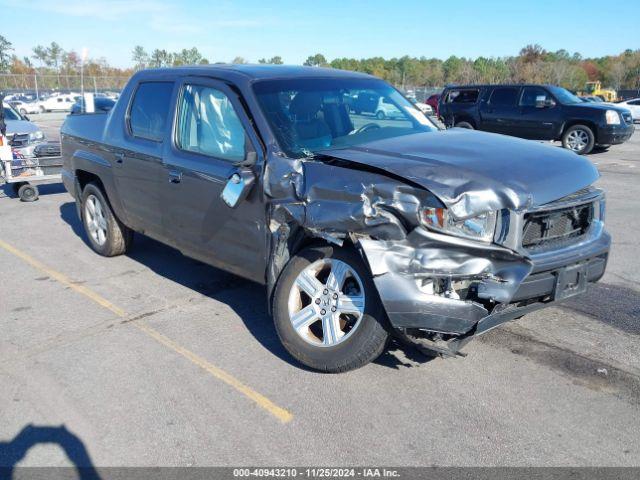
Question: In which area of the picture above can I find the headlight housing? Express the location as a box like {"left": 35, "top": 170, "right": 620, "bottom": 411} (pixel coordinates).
{"left": 29, "top": 131, "right": 45, "bottom": 141}
{"left": 421, "top": 207, "right": 498, "bottom": 243}
{"left": 605, "top": 110, "right": 620, "bottom": 125}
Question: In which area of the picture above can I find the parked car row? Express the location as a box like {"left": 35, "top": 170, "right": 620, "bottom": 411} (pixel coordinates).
{"left": 3, "top": 91, "right": 120, "bottom": 115}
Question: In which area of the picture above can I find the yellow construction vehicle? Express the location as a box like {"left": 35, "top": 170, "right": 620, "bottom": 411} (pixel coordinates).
{"left": 581, "top": 81, "right": 617, "bottom": 102}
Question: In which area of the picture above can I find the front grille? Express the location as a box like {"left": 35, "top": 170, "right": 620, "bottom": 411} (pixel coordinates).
{"left": 34, "top": 142, "right": 61, "bottom": 158}
{"left": 522, "top": 202, "right": 594, "bottom": 250}
{"left": 8, "top": 133, "right": 29, "bottom": 147}
{"left": 622, "top": 112, "right": 633, "bottom": 125}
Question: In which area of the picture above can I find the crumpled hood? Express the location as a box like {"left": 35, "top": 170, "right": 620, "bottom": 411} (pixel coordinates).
{"left": 318, "top": 128, "right": 599, "bottom": 218}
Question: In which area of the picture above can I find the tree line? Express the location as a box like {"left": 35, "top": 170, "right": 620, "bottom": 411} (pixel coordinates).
{"left": 1, "top": 35, "right": 639, "bottom": 92}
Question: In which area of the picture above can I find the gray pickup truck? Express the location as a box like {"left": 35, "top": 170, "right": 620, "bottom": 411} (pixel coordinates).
{"left": 61, "top": 65, "right": 610, "bottom": 372}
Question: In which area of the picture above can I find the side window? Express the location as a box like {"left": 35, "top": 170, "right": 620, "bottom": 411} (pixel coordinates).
{"left": 445, "top": 89, "right": 479, "bottom": 104}
{"left": 490, "top": 87, "right": 519, "bottom": 106}
{"left": 629, "top": 100, "right": 640, "bottom": 106}
{"left": 176, "top": 84, "right": 246, "bottom": 161}
{"left": 128, "top": 82, "right": 174, "bottom": 141}
{"left": 520, "top": 87, "right": 549, "bottom": 107}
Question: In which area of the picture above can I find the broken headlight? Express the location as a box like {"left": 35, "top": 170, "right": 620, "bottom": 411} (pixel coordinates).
{"left": 421, "top": 207, "right": 497, "bottom": 243}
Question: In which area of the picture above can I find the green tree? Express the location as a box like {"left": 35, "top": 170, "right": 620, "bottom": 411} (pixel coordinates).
{"left": 132, "top": 46, "right": 149, "bottom": 70}
{"left": 303, "top": 54, "right": 328, "bottom": 67}
{"left": 47, "top": 42, "right": 64, "bottom": 71}
{"left": 149, "top": 49, "right": 172, "bottom": 68}
{"left": 0, "top": 35, "right": 13, "bottom": 72}
{"left": 232, "top": 56, "right": 248, "bottom": 64}
{"left": 32, "top": 45, "right": 48, "bottom": 68}
{"left": 173, "top": 47, "right": 207, "bottom": 66}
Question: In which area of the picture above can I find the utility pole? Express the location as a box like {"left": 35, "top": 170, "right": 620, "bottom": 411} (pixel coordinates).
{"left": 80, "top": 47, "right": 88, "bottom": 112}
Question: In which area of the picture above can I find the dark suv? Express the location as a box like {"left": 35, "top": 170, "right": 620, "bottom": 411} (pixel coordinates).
{"left": 439, "top": 84, "right": 635, "bottom": 154}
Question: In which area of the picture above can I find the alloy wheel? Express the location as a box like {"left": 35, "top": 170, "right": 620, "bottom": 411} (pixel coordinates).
{"left": 84, "top": 194, "right": 108, "bottom": 246}
{"left": 566, "top": 129, "right": 589, "bottom": 152}
{"left": 287, "top": 259, "right": 365, "bottom": 347}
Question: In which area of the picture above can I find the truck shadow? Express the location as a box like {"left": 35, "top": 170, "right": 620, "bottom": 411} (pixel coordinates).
{"left": 0, "top": 424, "right": 101, "bottom": 479}
{"left": 59, "top": 202, "right": 428, "bottom": 371}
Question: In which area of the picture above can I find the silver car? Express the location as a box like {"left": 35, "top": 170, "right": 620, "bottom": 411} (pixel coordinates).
{"left": 1, "top": 102, "right": 46, "bottom": 157}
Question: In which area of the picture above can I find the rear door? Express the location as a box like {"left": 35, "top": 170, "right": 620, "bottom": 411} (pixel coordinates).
{"left": 161, "top": 77, "right": 268, "bottom": 281}
{"left": 112, "top": 81, "right": 174, "bottom": 238}
{"left": 517, "top": 86, "right": 562, "bottom": 139}
{"left": 479, "top": 86, "right": 521, "bottom": 134}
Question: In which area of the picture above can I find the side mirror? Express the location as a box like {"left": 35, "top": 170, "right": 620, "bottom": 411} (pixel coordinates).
{"left": 546, "top": 98, "right": 556, "bottom": 108}
{"left": 221, "top": 168, "right": 255, "bottom": 208}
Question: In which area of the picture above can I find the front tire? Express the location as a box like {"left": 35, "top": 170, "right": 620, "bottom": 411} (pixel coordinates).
{"left": 562, "top": 125, "right": 595, "bottom": 155}
{"left": 273, "top": 245, "right": 390, "bottom": 372}
{"left": 376, "top": 110, "right": 386, "bottom": 120}
{"left": 80, "top": 182, "right": 132, "bottom": 256}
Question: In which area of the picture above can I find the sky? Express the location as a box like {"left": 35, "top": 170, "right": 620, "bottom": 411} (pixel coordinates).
{"left": 1, "top": 0, "right": 638, "bottom": 68}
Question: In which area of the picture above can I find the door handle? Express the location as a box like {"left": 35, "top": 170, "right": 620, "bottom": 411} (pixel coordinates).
{"left": 168, "top": 169, "right": 182, "bottom": 184}
{"left": 114, "top": 152, "right": 124, "bottom": 164}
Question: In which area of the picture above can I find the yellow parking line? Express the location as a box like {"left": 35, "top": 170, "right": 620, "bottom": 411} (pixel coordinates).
{"left": 0, "top": 238, "right": 293, "bottom": 424}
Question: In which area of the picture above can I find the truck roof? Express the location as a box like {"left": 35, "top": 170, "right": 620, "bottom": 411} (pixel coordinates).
{"left": 135, "top": 64, "right": 374, "bottom": 83}
{"left": 443, "top": 84, "right": 558, "bottom": 90}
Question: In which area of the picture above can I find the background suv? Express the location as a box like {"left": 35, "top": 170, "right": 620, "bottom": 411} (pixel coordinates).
{"left": 439, "top": 84, "right": 634, "bottom": 154}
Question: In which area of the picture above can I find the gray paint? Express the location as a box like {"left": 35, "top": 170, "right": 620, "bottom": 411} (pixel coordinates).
{"left": 59, "top": 65, "right": 611, "bottom": 354}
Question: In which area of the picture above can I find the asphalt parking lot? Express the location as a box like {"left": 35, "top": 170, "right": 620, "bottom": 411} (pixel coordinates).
{"left": 1, "top": 113, "right": 639, "bottom": 467}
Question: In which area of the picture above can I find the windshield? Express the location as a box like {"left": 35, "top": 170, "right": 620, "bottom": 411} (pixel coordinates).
{"left": 2, "top": 104, "right": 21, "bottom": 121}
{"left": 548, "top": 86, "right": 583, "bottom": 105}
{"left": 253, "top": 78, "right": 436, "bottom": 157}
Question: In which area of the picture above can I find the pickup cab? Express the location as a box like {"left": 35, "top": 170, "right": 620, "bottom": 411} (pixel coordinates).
{"left": 61, "top": 66, "right": 611, "bottom": 372}
{"left": 439, "top": 84, "right": 635, "bottom": 154}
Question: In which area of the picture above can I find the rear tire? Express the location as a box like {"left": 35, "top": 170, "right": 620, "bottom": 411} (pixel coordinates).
{"left": 18, "top": 184, "right": 38, "bottom": 202}
{"left": 562, "top": 124, "right": 595, "bottom": 155}
{"left": 455, "top": 121, "right": 474, "bottom": 129}
{"left": 376, "top": 111, "right": 386, "bottom": 120}
{"left": 80, "top": 182, "right": 133, "bottom": 257}
{"left": 273, "top": 245, "right": 390, "bottom": 372}
{"left": 12, "top": 181, "right": 27, "bottom": 196}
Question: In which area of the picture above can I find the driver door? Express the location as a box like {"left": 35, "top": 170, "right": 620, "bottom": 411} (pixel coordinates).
{"left": 161, "top": 78, "right": 267, "bottom": 282}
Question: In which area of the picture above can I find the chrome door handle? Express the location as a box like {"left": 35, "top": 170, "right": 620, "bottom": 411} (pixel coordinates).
{"left": 168, "top": 170, "right": 182, "bottom": 184}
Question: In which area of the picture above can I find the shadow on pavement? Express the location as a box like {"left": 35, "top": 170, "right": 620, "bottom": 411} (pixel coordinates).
{"left": 0, "top": 424, "right": 101, "bottom": 479}
{"left": 59, "top": 201, "right": 438, "bottom": 371}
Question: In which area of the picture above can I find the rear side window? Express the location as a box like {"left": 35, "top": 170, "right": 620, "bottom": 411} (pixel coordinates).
{"left": 490, "top": 87, "right": 519, "bottom": 106}
{"left": 128, "top": 82, "right": 174, "bottom": 141}
{"left": 445, "top": 89, "right": 479, "bottom": 104}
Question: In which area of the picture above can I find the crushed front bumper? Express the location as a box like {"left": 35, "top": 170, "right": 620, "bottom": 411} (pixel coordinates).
{"left": 359, "top": 222, "right": 611, "bottom": 339}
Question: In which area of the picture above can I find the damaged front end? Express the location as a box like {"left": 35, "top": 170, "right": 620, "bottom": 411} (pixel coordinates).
{"left": 264, "top": 143, "right": 610, "bottom": 358}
